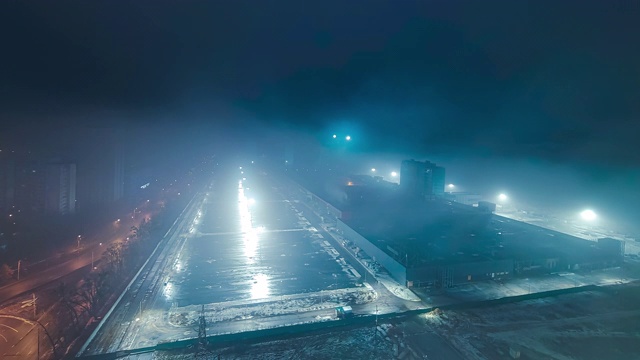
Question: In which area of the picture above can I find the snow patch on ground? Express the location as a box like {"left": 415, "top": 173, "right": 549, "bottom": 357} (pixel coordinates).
{"left": 376, "top": 273, "right": 421, "bottom": 302}
{"left": 169, "top": 286, "right": 377, "bottom": 327}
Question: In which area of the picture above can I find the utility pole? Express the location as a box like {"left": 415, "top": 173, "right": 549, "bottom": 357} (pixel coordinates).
{"left": 91, "top": 251, "right": 94, "bottom": 270}
{"left": 196, "top": 304, "right": 211, "bottom": 358}
{"left": 32, "top": 293, "right": 37, "bottom": 319}
{"left": 375, "top": 304, "right": 378, "bottom": 328}
{"left": 374, "top": 304, "right": 379, "bottom": 356}
{"left": 17, "top": 260, "right": 21, "bottom": 281}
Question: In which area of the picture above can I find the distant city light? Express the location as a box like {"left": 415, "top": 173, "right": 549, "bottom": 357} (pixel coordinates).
{"left": 332, "top": 134, "right": 337, "bottom": 139}
{"left": 345, "top": 135, "right": 351, "bottom": 141}
{"left": 391, "top": 171, "right": 398, "bottom": 177}
{"left": 580, "top": 209, "right": 597, "bottom": 221}
{"left": 498, "top": 193, "right": 508, "bottom": 201}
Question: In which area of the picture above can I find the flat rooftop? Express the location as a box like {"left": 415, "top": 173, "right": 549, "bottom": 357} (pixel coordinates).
{"left": 344, "top": 197, "right": 606, "bottom": 268}
{"left": 292, "top": 172, "right": 610, "bottom": 268}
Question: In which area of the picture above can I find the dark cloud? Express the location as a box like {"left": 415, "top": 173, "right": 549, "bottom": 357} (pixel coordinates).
{"left": 1, "top": 0, "right": 638, "bottom": 166}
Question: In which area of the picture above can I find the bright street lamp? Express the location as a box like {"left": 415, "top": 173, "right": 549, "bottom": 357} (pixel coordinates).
{"left": 390, "top": 171, "right": 398, "bottom": 177}
{"left": 498, "top": 193, "right": 508, "bottom": 201}
{"left": 580, "top": 209, "right": 597, "bottom": 221}
{"left": 371, "top": 168, "right": 376, "bottom": 172}
{"left": 332, "top": 134, "right": 337, "bottom": 139}
{"left": 447, "top": 184, "right": 455, "bottom": 190}
{"left": 345, "top": 135, "right": 351, "bottom": 141}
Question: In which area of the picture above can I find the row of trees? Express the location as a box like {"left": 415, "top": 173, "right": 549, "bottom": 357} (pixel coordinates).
{"left": 57, "top": 217, "right": 156, "bottom": 322}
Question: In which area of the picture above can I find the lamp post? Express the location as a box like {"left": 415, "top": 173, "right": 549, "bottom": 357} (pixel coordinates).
{"left": 579, "top": 209, "right": 598, "bottom": 240}
{"left": 580, "top": 209, "right": 597, "bottom": 221}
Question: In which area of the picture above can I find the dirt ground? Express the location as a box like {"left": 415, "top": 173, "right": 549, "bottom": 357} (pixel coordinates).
{"left": 141, "top": 282, "right": 640, "bottom": 360}
{"left": 424, "top": 282, "right": 640, "bottom": 360}
{"left": 153, "top": 317, "right": 463, "bottom": 360}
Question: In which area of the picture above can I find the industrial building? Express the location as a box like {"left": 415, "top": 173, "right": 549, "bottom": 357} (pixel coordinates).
{"left": 339, "top": 197, "right": 623, "bottom": 288}
{"left": 292, "top": 162, "right": 625, "bottom": 289}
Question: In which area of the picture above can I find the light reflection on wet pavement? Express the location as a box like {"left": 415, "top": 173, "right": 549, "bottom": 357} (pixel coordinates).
{"left": 169, "top": 173, "right": 355, "bottom": 306}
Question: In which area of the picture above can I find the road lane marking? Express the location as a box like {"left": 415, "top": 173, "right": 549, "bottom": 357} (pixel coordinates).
{"left": 0, "top": 323, "right": 18, "bottom": 332}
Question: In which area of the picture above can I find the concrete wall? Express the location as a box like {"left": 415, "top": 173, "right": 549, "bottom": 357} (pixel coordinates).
{"left": 308, "top": 191, "right": 342, "bottom": 219}
{"left": 408, "top": 259, "right": 513, "bottom": 287}
{"left": 337, "top": 219, "right": 407, "bottom": 285}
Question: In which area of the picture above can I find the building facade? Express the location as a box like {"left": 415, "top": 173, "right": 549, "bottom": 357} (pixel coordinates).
{"left": 45, "top": 163, "right": 76, "bottom": 215}
{"left": 76, "top": 130, "right": 125, "bottom": 209}
{"left": 400, "top": 159, "right": 445, "bottom": 198}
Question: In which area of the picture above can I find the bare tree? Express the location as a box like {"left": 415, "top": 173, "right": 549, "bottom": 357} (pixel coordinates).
{"left": 56, "top": 282, "right": 80, "bottom": 330}
{"left": 0, "top": 263, "right": 14, "bottom": 283}
{"left": 72, "top": 272, "right": 110, "bottom": 318}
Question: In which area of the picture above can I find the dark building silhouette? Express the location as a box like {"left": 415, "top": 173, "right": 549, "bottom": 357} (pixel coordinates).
{"left": 45, "top": 163, "right": 77, "bottom": 215}
{"left": 400, "top": 159, "right": 445, "bottom": 198}
{"left": 0, "top": 159, "right": 15, "bottom": 214}
{"left": 13, "top": 161, "right": 46, "bottom": 214}
{"left": 0, "top": 160, "right": 77, "bottom": 216}
{"left": 75, "top": 130, "right": 125, "bottom": 210}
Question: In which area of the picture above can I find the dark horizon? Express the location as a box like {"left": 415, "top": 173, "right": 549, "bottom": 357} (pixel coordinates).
{"left": 1, "top": 1, "right": 639, "bottom": 232}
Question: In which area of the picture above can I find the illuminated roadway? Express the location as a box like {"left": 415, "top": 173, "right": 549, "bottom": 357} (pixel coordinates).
{"left": 0, "top": 207, "right": 154, "bottom": 305}
{"left": 0, "top": 203, "right": 155, "bottom": 358}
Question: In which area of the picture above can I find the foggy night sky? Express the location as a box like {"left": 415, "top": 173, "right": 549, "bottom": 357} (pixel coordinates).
{"left": 1, "top": 1, "right": 639, "bottom": 230}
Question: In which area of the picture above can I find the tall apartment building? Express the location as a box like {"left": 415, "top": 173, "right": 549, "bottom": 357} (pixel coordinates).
{"left": 0, "top": 159, "right": 15, "bottom": 214}
{"left": 2, "top": 161, "right": 78, "bottom": 216}
{"left": 75, "top": 130, "right": 125, "bottom": 210}
{"left": 13, "top": 162, "right": 47, "bottom": 214}
{"left": 400, "top": 159, "right": 446, "bottom": 199}
{"left": 45, "top": 163, "right": 76, "bottom": 215}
